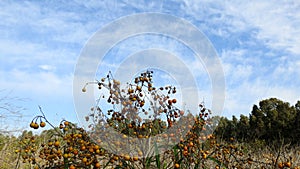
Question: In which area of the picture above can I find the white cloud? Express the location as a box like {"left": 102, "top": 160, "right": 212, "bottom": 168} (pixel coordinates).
{"left": 179, "top": 1, "right": 300, "bottom": 55}
{"left": 223, "top": 78, "right": 300, "bottom": 117}
{"left": 220, "top": 44, "right": 300, "bottom": 117}
{"left": 38, "top": 65, "right": 56, "bottom": 71}
{"left": 226, "top": 1, "right": 300, "bottom": 55}
{"left": 0, "top": 38, "right": 76, "bottom": 75}
{"left": 237, "top": 1, "right": 300, "bottom": 55}
{"left": 0, "top": 69, "right": 73, "bottom": 98}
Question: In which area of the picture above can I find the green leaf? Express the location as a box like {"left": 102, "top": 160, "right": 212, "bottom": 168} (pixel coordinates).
{"left": 173, "top": 145, "right": 179, "bottom": 161}
{"left": 154, "top": 142, "right": 161, "bottom": 168}
{"left": 163, "top": 162, "right": 167, "bottom": 169}
{"left": 145, "top": 156, "right": 152, "bottom": 168}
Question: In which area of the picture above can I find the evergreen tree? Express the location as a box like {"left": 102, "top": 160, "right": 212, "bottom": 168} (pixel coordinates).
{"left": 237, "top": 114, "right": 250, "bottom": 141}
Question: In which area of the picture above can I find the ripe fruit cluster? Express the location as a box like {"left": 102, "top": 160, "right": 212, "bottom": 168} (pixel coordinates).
{"left": 15, "top": 135, "right": 38, "bottom": 165}
{"left": 86, "top": 70, "right": 183, "bottom": 125}
{"left": 84, "top": 70, "right": 187, "bottom": 144}
{"left": 29, "top": 116, "right": 46, "bottom": 129}
{"left": 19, "top": 120, "right": 105, "bottom": 169}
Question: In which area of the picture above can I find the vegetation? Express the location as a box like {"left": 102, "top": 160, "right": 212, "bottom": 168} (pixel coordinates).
{"left": 215, "top": 98, "right": 300, "bottom": 145}
{"left": 1, "top": 70, "right": 300, "bottom": 168}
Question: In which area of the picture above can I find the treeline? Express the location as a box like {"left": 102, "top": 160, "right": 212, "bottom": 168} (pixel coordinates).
{"left": 214, "top": 98, "right": 300, "bottom": 145}
{"left": 2, "top": 97, "right": 300, "bottom": 149}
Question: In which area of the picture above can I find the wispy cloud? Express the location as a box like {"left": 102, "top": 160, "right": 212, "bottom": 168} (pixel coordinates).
{"left": 224, "top": 78, "right": 300, "bottom": 117}
{"left": 38, "top": 65, "right": 56, "bottom": 72}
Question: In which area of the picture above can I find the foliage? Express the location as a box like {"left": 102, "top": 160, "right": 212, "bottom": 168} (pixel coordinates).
{"left": 215, "top": 98, "right": 300, "bottom": 146}
{"left": 10, "top": 71, "right": 300, "bottom": 169}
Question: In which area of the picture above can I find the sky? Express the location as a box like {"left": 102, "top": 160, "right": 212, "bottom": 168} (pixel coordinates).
{"left": 1, "top": 0, "right": 300, "bottom": 134}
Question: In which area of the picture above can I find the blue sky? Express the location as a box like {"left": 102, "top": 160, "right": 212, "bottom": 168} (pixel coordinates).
{"left": 1, "top": 0, "right": 300, "bottom": 133}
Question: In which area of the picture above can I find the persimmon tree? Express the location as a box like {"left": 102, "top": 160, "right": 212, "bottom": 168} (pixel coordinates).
{"left": 15, "top": 71, "right": 300, "bottom": 169}
{"left": 15, "top": 70, "right": 212, "bottom": 168}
